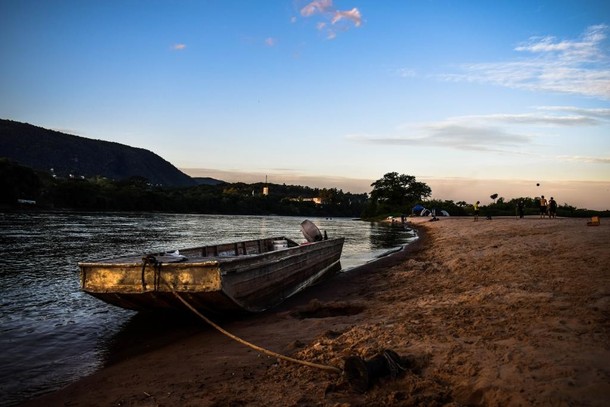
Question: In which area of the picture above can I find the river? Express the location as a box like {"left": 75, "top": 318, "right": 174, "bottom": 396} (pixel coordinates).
{"left": 0, "top": 212, "right": 416, "bottom": 406}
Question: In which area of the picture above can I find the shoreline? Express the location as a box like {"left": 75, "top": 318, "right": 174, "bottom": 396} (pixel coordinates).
{"left": 97, "top": 223, "right": 429, "bottom": 370}
{"left": 21, "top": 216, "right": 609, "bottom": 406}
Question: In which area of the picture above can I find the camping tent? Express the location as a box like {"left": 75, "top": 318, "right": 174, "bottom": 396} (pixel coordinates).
{"left": 421, "top": 208, "right": 450, "bottom": 217}
{"left": 412, "top": 204, "right": 425, "bottom": 215}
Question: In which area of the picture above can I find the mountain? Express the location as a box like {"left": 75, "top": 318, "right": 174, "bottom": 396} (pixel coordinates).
{"left": 0, "top": 119, "right": 197, "bottom": 187}
{"left": 192, "top": 177, "right": 227, "bottom": 186}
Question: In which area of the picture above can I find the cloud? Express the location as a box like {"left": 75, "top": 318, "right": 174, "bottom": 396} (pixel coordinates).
{"left": 348, "top": 123, "right": 530, "bottom": 153}
{"left": 557, "top": 155, "right": 610, "bottom": 164}
{"left": 347, "top": 105, "right": 609, "bottom": 153}
{"left": 397, "top": 68, "right": 417, "bottom": 78}
{"left": 440, "top": 25, "right": 610, "bottom": 99}
{"left": 515, "top": 25, "right": 606, "bottom": 61}
{"left": 423, "top": 123, "right": 531, "bottom": 150}
{"left": 300, "top": 0, "right": 333, "bottom": 17}
{"left": 534, "top": 106, "right": 610, "bottom": 120}
{"left": 449, "top": 112, "right": 602, "bottom": 126}
{"left": 172, "top": 43, "right": 187, "bottom": 51}
{"left": 265, "top": 37, "right": 277, "bottom": 47}
{"left": 331, "top": 8, "right": 362, "bottom": 27}
{"left": 298, "top": 0, "right": 362, "bottom": 39}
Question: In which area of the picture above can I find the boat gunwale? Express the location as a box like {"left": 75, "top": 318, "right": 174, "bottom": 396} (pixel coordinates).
{"left": 78, "top": 237, "right": 343, "bottom": 268}
{"left": 78, "top": 236, "right": 296, "bottom": 263}
{"left": 78, "top": 260, "right": 221, "bottom": 268}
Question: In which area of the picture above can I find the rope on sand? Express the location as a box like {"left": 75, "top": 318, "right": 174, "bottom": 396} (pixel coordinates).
{"left": 158, "top": 274, "right": 343, "bottom": 375}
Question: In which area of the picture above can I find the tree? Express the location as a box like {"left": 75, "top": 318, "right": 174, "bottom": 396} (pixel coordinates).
{"left": 423, "top": 199, "right": 469, "bottom": 216}
{"left": 0, "top": 158, "right": 42, "bottom": 204}
{"left": 369, "top": 172, "right": 431, "bottom": 213}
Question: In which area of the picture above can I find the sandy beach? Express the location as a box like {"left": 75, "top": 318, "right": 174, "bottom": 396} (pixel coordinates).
{"left": 22, "top": 216, "right": 609, "bottom": 406}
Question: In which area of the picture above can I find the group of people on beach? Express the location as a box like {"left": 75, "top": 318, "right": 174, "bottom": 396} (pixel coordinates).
{"left": 474, "top": 195, "right": 558, "bottom": 221}
{"left": 537, "top": 195, "right": 558, "bottom": 219}
{"left": 515, "top": 195, "right": 558, "bottom": 219}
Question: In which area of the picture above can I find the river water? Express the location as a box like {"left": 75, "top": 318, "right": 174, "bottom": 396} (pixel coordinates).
{"left": 0, "top": 212, "right": 416, "bottom": 406}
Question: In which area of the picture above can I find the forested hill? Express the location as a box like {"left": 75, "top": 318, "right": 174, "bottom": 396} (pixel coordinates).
{"left": 0, "top": 119, "right": 197, "bottom": 187}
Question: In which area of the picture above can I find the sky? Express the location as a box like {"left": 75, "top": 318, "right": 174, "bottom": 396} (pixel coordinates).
{"left": 1, "top": 0, "right": 609, "bottom": 210}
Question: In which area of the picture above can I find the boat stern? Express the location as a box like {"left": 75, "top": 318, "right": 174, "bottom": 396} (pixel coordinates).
{"left": 79, "top": 260, "right": 226, "bottom": 311}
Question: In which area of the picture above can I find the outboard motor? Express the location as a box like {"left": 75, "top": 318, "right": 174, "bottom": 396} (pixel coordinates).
{"left": 300, "top": 219, "right": 323, "bottom": 242}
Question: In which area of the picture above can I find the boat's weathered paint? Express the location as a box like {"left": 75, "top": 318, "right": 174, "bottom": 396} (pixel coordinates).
{"left": 79, "top": 235, "right": 344, "bottom": 313}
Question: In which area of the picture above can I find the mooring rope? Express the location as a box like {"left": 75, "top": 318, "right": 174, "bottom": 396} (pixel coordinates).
{"left": 154, "top": 272, "right": 343, "bottom": 375}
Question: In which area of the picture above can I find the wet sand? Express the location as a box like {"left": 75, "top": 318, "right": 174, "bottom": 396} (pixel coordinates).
{"left": 22, "top": 216, "right": 610, "bottom": 406}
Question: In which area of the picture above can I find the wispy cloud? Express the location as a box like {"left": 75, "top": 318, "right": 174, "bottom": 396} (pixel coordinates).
{"left": 265, "top": 37, "right": 277, "bottom": 47}
{"left": 347, "top": 106, "right": 609, "bottom": 154}
{"left": 397, "top": 68, "right": 417, "bottom": 78}
{"left": 298, "top": 0, "right": 362, "bottom": 39}
{"left": 557, "top": 155, "right": 610, "bottom": 164}
{"left": 348, "top": 124, "right": 531, "bottom": 154}
{"left": 515, "top": 25, "right": 606, "bottom": 60}
{"left": 534, "top": 106, "right": 610, "bottom": 119}
{"left": 300, "top": 0, "right": 332, "bottom": 17}
{"left": 440, "top": 25, "right": 610, "bottom": 99}
{"left": 447, "top": 111, "right": 602, "bottom": 126}
{"left": 171, "top": 43, "right": 187, "bottom": 51}
{"left": 331, "top": 8, "right": 362, "bottom": 27}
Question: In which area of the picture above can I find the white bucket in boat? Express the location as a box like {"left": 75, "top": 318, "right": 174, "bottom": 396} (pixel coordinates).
{"left": 273, "top": 239, "right": 288, "bottom": 250}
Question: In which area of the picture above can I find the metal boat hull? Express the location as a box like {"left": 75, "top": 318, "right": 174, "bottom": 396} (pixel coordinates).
{"left": 80, "top": 236, "right": 344, "bottom": 313}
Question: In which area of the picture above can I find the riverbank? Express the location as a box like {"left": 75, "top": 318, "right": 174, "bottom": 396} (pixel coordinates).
{"left": 22, "top": 216, "right": 609, "bottom": 406}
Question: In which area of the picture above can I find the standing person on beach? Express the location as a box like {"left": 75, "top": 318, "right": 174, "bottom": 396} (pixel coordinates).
{"left": 539, "top": 195, "right": 548, "bottom": 218}
{"left": 517, "top": 200, "right": 525, "bottom": 219}
{"left": 549, "top": 197, "right": 557, "bottom": 219}
{"left": 473, "top": 201, "right": 480, "bottom": 222}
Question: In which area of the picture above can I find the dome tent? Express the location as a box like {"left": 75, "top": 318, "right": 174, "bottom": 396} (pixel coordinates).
{"left": 412, "top": 204, "right": 425, "bottom": 215}
{"left": 421, "top": 208, "right": 450, "bottom": 217}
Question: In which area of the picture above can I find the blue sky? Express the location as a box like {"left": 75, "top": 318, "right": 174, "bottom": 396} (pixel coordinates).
{"left": 2, "top": 0, "right": 609, "bottom": 209}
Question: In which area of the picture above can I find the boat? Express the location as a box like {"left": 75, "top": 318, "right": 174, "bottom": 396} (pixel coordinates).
{"left": 79, "top": 220, "right": 344, "bottom": 313}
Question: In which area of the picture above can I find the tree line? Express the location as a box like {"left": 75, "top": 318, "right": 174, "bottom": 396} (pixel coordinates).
{"left": 0, "top": 158, "right": 367, "bottom": 217}
{"left": 362, "top": 172, "right": 606, "bottom": 219}
{"left": 1, "top": 160, "right": 605, "bottom": 218}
